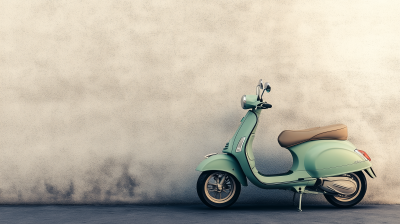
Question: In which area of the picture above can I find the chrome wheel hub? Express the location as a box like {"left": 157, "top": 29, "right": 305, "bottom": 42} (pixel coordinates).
{"left": 204, "top": 172, "right": 236, "bottom": 203}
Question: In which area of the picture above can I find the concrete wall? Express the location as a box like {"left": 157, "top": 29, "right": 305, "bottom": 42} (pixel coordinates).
{"left": 0, "top": 0, "right": 399, "bottom": 204}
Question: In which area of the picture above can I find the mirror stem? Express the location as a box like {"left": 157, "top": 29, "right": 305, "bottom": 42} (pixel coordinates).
{"left": 260, "top": 89, "right": 266, "bottom": 101}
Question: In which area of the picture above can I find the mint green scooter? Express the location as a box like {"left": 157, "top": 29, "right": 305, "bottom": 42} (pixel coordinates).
{"left": 196, "top": 80, "right": 376, "bottom": 211}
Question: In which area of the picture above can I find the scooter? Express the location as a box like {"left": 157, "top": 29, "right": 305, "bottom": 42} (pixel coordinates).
{"left": 196, "top": 79, "right": 376, "bottom": 211}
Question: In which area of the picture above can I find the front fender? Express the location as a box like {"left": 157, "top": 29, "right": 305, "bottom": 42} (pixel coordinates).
{"left": 196, "top": 154, "right": 248, "bottom": 186}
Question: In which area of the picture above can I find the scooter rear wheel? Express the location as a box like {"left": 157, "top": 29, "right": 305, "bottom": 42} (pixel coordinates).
{"left": 197, "top": 171, "right": 241, "bottom": 209}
{"left": 324, "top": 171, "right": 367, "bottom": 208}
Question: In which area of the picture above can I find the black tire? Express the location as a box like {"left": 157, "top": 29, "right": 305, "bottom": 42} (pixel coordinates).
{"left": 324, "top": 171, "right": 367, "bottom": 208}
{"left": 197, "top": 171, "right": 241, "bottom": 209}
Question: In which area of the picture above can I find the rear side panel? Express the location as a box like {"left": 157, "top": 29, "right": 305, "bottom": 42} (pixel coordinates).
{"left": 290, "top": 140, "right": 372, "bottom": 178}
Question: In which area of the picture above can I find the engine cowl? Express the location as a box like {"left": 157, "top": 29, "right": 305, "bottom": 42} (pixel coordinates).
{"left": 318, "top": 177, "right": 357, "bottom": 195}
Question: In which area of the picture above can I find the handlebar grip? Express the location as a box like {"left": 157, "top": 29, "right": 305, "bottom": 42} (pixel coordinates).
{"left": 262, "top": 103, "right": 272, "bottom": 109}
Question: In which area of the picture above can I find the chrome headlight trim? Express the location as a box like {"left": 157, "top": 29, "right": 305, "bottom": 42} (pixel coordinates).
{"left": 241, "top": 95, "right": 246, "bottom": 109}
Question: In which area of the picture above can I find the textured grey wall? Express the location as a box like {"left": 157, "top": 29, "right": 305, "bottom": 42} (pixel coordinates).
{"left": 0, "top": 0, "right": 399, "bottom": 204}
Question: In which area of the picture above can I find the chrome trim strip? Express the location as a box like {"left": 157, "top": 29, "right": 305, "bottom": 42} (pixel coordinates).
{"left": 236, "top": 137, "right": 246, "bottom": 152}
{"left": 205, "top": 153, "right": 218, "bottom": 158}
{"left": 354, "top": 149, "right": 368, "bottom": 161}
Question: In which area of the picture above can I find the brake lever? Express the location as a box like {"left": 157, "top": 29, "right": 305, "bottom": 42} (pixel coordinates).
{"left": 256, "top": 102, "right": 272, "bottom": 109}
{"left": 261, "top": 103, "right": 272, "bottom": 109}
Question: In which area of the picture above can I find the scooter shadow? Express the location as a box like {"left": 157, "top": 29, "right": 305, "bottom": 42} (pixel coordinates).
{"left": 188, "top": 204, "right": 379, "bottom": 212}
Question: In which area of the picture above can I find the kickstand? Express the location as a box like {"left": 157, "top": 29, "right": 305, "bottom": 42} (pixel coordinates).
{"left": 292, "top": 192, "right": 303, "bottom": 212}
{"left": 298, "top": 193, "right": 303, "bottom": 212}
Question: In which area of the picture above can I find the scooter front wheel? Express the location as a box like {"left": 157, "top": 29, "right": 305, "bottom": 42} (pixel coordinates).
{"left": 324, "top": 171, "right": 367, "bottom": 208}
{"left": 197, "top": 171, "right": 241, "bottom": 209}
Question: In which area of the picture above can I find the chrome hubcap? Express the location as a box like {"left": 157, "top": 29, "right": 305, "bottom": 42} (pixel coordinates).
{"left": 204, "top": 172, "right": 236, "bottom": 203}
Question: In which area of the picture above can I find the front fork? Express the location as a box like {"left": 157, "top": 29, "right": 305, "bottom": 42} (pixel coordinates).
{"left": 214, "top": 173, "right": 228, "bottom": 192}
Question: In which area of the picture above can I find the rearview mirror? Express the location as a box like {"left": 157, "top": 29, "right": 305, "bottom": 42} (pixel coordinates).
{"left": 265, "top": 82, "right": 271, "bottom": 92}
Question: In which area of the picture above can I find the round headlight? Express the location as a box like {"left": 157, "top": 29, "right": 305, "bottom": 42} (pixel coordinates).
{"left": 241, "top": 95, "right": 246, "bottom": 109}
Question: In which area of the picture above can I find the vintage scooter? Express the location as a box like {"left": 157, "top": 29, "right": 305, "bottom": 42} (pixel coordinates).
{"left": 196, "top": 80, "right": 376, "bottom": 211}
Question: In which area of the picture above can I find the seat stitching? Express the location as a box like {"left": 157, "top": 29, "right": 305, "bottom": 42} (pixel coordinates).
{"left": 281, "top": 127, "right": 347, "bottom": 148}
{"left": 310, "top": 127, "right": 347, "bottom": 140}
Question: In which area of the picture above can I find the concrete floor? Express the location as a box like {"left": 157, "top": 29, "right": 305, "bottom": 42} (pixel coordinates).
{"left": 0, "top": 204, "right": 398, "bottom": 224}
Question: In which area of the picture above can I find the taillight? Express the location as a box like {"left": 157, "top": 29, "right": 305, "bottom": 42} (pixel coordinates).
{"left": 355, "top": 149, "right": 371, "bottom": 161}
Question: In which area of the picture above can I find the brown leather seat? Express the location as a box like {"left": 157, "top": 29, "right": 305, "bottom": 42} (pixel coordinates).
{"left": 278, "top": 124, "right": 348, "bottom": 148}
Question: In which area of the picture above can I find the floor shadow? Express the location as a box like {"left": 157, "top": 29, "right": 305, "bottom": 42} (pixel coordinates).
{"left": 171, "top": 203, "right": 383, "bottom": 212}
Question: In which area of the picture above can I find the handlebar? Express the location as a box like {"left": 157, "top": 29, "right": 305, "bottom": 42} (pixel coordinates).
{"left": 262, "top": 103, "right": 272, "bottom": 109}
{"left": 258, "top": 102, "right": 272, "bottom": 109}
